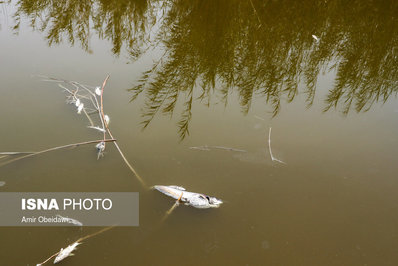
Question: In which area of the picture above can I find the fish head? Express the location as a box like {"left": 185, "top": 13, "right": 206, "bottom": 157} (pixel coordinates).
{"left": 208, "top": 197, "right": 223, "bottom": 208}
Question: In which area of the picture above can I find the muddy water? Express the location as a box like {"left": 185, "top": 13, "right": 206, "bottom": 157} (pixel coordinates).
{"left": 0, "top": 0, "right": 398, "bottom": 265}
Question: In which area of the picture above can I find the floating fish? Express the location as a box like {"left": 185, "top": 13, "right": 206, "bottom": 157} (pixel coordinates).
{"left": 153, "top": 185, "right": 223, "bottom": 209}
{"left": 53, "top": 242, "right": 81, "bottom": 264}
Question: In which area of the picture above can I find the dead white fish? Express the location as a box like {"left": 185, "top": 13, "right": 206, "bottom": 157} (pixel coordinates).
{"left": 104, "top": 115, "right": 110, "bottom": 126}
{"left": 53, "top": 242, "right": 81, "bottom": 264}
{"left": 153, "top": 185, "right": 223, "bottom": 209}
{"left": 77, "top": 103, "right": 84, "bottom": 114}
{"left": 312, "top": 34, "right": 320, "bottom": 42}
{"left": 87, "top": 126, "right": 106, "bottom": 133}
{"left": 95, "top": 87, "right": 101, "bottom": 96}
{"left": 56, "top": 215, "right": 83, "bottom": 226}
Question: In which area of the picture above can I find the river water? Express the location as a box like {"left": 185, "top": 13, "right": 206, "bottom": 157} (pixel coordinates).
{"left": 0, "top": 0, "right": 398, "bottom": 265}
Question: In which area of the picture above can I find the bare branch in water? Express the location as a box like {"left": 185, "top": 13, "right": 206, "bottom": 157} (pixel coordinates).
{"left": 97, "top": 76, "right": 147, "bottom": 188}
{"left": 0, "top": 152, "right": 35, "bottom": 155}
{"left": 38, "top": 75, "right": 147, "bottom": 188}
{"left": 0, "top": 139, "right": 116, "bottom": 168}
{"left": 268, "top": 127, "right": 286, "bottom": 165}
{"left": 161, "top": 192, "right": 183, "bottom": 223}
{"left": 189, "top": 145, "right": 247, "bottom": 153}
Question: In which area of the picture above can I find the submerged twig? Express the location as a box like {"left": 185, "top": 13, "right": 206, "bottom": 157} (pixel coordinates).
{"left": 0, "top": 152, "right": 36, "bottom": 155}
{"left": 39, "top": 75, "right": 147, "bottom": 187}
{"left": 58, "top": 84, "right": 94, "bottom": 127}
{"left": 268, "top": 127, "right": 286, "bottom": 164}
{"left": 189, "top": 145, "right": 247, "bottom": 153}
{"left": 97, "top": 76, "right": 147, "bottom": 188}
{"left": 249, "top": 0, "right": 262, "bottom": 28}
{"left": 0, "top": 139, "right": 116, "bottom": 168}
{"left": 161, "top": 192, "right": 183, "bottom": 223}
{"left": 254, "top": 115, "right": 265, "bottom": 121}
{"left": 42, "top": 75, "right": 146, "bottom": 187}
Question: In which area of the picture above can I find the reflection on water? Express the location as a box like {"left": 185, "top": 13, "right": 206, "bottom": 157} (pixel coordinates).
{"left": 130, "top": 0, "right": 398, "bottom": 139}
{"left": 12, "top": 0, "right": 398, "bottom": 139}
{"left": 2, "top": 1, "right": 398, "bottom": 265}
{"left": 13, "top": 0, "right": 153, "bottom": 55}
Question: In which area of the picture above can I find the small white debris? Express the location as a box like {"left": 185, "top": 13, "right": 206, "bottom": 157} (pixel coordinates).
{"left": 56, "top": 215, "right": 83, "bottom": 226}
{"left": 104, "top": 115, "right": 110, "bottom": 125}
{"left": 87, "top": 126, "right": 106, "bottom": 133}
{"left": 77, "top": 103, "right": 84, "bottom": 114}
{"left": 95, "top": 142, "right": 105, "bottom": 152}
{"left": 0, "top": 181, "right": 5, "bottom": 187}
{"left": 268, "top": 127, "right": 286, "bottom": 165}
{"left": 53, "top": 242, "right": 81, "bottom": 264}
{"left": 312, "top": 34, "right": 320, "bottom": 42}
{"left": 96, "top": 141, "right": 106, "bottom": 159}
{"left": 95, "top": 87, "right": 101, "bottom": 96}
{"left": 74, "top": 99, "right": 81, "bottom": 107}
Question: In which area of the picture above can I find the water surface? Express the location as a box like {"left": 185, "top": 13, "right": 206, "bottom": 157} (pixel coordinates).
{"left": 0, "top": 0, "right": 398, "bottom": 265}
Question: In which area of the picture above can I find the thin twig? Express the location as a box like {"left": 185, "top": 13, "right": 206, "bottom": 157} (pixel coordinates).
{"left": 99, "top": 76, "right": 109, "bottom": 145}
{"left": 161, "top": 192, "right": 183, "bottom": 223}
{"left": 189, "top": 146, "right": 247, "bottom": 152}
{"left": 58, "top": 84, "right": 94, "bottom": 127}
{"left": 105, "top": 129, "right": 146, "bottom": 188}
{"left": 37, "top": 251, "right": 59, "bottom": 265}
{"left": 249, "top": 0, "right": 262, "bottom": 28}
{"left": 76, "top": 225, "right": 115, "bottom": 242}
{"left": 99, "top": 76, "right": 147, "bottom": 188}
{"left": 268, "top": 127, "right": 286, "bottom": 164}
{"left": 0, "top": 139, "right": 116, "bottom": 167}
{"left": 0, "top": 152, "right": 35, "bottom": 155}
{"left": 254, "top": 115, "right": 265, "bottom": 121}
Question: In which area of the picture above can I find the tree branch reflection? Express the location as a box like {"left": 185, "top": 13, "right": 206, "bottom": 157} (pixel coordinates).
{"left": 11, "top": 0, "right": 398, "bottom": 140}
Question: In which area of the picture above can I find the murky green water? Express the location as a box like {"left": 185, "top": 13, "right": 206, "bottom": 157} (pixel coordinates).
{"left": 1, "top": 0, "right": 398, "bottom": 265}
